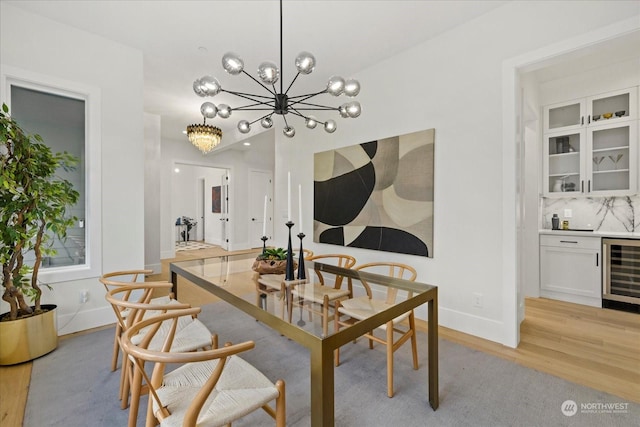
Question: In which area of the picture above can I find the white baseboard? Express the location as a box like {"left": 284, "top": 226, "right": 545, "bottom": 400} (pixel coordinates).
{"left": 57, "top": 305, "right": 114, "bottom": 336}
{"left": 438, "top": 306, "right": 505, "bottom": 345}
{"left": 144, "top": 262, "right": 162, "bottom": 275}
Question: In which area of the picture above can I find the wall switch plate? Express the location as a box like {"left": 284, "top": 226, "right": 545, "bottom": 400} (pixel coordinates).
{"left": 473, "top": 292, "right": 483, "bottom": 308}
{"left": 564, "top": 209, "right": 572, "bottom": 218}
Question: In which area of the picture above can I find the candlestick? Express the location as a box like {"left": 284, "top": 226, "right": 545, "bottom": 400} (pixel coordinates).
{"left": 298, "top": 184, "right": 303, "bottom": 232}
{"left": 297, "top": 232, "right": 306, "bottom": 280}
{"left": 262, "top": 195, "right": 267, "bottom": 237}
{"left": 287, "top": 172, "right": 291, "bottom": 221}
{"left": 285, "top": 221, "right": 295, "bottom": 280}
{"left": 261, "top": 235, "right": 268, "bottom": 254}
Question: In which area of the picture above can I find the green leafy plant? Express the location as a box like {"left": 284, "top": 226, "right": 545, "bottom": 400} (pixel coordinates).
{"left": 1, "top": 103, "right": 80, "bottom": 321}
{"left": 257, "top": 247, "right": 288, "bottom": 261}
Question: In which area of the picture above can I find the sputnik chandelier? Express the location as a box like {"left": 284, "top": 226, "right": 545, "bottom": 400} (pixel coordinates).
{"left": 192, "top": 0, "right": 361, "bottom": 138}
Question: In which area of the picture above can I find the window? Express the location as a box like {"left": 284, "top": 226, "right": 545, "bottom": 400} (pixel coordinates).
{"left": 1, "top": 66, "right": 102, "bottom": 282}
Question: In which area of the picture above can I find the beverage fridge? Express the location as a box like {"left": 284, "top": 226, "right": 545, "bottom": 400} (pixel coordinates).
{"left": 602, "top": 238, "right": 640, "bottom": 312}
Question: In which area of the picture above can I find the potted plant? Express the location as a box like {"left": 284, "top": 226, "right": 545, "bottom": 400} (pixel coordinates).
{"left": 252, "top": 247, "right": 293, "bottom": 275}
{"left": 0, "top": 103, "right": 80, "bottom": 365}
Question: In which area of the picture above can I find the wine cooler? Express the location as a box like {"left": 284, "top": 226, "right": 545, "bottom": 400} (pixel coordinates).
{"left": 602, "top": 238, "right": 640, "bottom": 312}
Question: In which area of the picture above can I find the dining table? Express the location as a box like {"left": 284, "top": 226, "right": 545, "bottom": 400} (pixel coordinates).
{"left": 170, "top": 251, "right": 438, "bottom": 427}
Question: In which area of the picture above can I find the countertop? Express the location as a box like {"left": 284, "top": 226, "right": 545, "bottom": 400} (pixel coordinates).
{"left": 539, "top": 229, "right": 640, "bottom": 239}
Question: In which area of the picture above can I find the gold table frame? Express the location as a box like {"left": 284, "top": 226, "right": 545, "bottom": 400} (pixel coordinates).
{"left": 170, "top": 254, "right": 438, "bottom": 427}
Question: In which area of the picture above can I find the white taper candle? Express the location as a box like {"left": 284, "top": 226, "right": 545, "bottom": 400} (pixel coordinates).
{"left": 287, "top": 172, "right": 291, "bottom": 221}
{"left": 262, "top": 195, "right": 267, "bottom": 236}
{"left": 298, "top": 184, "right": 303, "bottom": 232}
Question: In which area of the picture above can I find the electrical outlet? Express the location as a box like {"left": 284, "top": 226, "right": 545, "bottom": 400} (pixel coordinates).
{"left": 80, "top": 290, "right": 89, "bottom": 304}
{"left": 473, "top": 292, "right": 483, "bottom": 308}
{"left": 564, "top": 209, "right": 572, "bottom": 218}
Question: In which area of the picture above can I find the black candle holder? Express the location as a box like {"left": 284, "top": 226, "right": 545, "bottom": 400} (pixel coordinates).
{"left": 261, "top": 235, "right": 268, "bottom": 254}
{"left": 297, "top": 232, "right": 306, "bottom": 280}
{"left": 285, "top": 221, "right": 295, "bottom": 280}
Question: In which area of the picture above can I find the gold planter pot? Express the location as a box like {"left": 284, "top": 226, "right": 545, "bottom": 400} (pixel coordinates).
{"left": 0, "top": 304, "right": 58, "bottom": 365}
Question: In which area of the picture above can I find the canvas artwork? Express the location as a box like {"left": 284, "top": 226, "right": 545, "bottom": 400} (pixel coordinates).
{"left": 211, "top": 186, "right": 222, "bottom": 213}
{"left": 313, "top": 129, "right": 435, "bottom": 257}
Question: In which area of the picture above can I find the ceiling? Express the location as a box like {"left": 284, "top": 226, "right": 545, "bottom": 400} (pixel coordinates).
{"left": 6, "top": 0, "right": 510, "bottom": 147}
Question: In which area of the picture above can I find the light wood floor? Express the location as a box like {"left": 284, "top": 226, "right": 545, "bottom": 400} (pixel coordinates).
{"left": 1, "top": 247, "right": 638, "bottom": 426}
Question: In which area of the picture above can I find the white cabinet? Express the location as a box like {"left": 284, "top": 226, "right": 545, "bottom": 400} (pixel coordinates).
{"left": 543, "top": 87, "right": 638, "bottom": 196}
{"left": 543, "top": 87, "right": 637, "bottom": 133}
{"left": 539, "top": 235, "right": 601, "bottom": 307}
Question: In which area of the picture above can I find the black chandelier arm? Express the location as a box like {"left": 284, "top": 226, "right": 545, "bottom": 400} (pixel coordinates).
{"left": 240, "top": 69, "right": 277, "bottom": 96}
{"left": 284, "top": 71, "right": 301, "bottom": 96}
{"left": 288, "top": 100, "right": 339, "bottom": 110}
{"left": 231, "top": 102, "right": 277, "bottom": 111}
{"left": 222, "top": 89, "right": 275, "bottom": 101}
{"left": 222, "top": 91, "right": 276, "bottom": 110}
{"left": 248, "top": 113, "right": 275, "bottom": 126}
{"left": 288, "top": 108, "right": 329, "bottom": 125}
{"left": 233, "top": 106, "right": 280, "bottom": 111}
{"left": 287, "top": 90, "right": 329, "bottom": 102}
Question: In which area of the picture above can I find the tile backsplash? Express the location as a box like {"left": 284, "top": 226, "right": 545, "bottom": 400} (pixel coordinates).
{"left": 541, "top": 195, "right": 640, "bottom": 232}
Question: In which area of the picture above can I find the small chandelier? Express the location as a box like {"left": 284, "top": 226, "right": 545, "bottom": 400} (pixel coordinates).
{"left": 192, "top": 0, "right": 361, "bottom": 138}
{"left": 186, "top": 118, "right": 222, "bottom": 154}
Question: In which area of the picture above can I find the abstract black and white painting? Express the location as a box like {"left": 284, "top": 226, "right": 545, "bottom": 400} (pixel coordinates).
{"left": 314, "top": 129, "right": 434, "bottom": 257}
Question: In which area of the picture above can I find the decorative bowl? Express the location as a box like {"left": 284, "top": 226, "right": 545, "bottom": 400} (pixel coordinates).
{"left": 615, "top": 110, "right": 625, "bottom": 117}
{"left": 603, "top": 112, "right": 613, "bottom": 119}
{"left": 592, "top": 114, "right": 601, "bottom": 121}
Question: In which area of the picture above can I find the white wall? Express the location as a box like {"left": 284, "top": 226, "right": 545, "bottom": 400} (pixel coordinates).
{"left": 0, "top": 3, "right": 145, "bottom": 334}
{"left": 145, "top": 113, "right": 162, "bottom": 273}
{"left": 273, "top": 1, "right": 640, "bottom": 346}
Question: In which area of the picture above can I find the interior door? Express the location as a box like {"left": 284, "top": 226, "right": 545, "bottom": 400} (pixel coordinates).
{"left": 249, "top": 170, "right": 273, "bottom": 248}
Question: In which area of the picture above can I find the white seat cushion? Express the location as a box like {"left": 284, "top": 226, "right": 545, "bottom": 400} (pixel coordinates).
{"left": 257, "top": 274, "right": 285, "bottom": 291}
{"left": 291, "top": 283, "right": 350, "bottom": 303}
{"left": 156, "top": 355, "right": 280, "bottom": 427}
{"left": 131, "top": 316, "right": 212, "bottom": 352}
{"left": 338, "top": 296, "right": 411, "bottom": 330}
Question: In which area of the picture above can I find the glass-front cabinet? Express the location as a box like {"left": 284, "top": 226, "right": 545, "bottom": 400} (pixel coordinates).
{"left": 543, "top": 87, "right": 638, "bottom": 196}
{"left": 544, "top": 87, "right": 637, "bottom": 133}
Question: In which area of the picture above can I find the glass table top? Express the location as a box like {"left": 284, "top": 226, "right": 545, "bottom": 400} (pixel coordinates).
{"left": 170, "top": 251, "right": 436, "bottom": 341}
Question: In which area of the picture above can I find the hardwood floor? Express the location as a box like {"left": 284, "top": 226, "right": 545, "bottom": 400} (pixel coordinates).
{"left": 1, "top": 250, "right": 638, "bottom": 426}
{"left": 437, "top": 297, "right": 640, "bottom": 403}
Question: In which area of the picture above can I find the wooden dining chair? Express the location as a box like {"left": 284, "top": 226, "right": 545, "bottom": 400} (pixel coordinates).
{"left": 120, "top": 307, "right": 286, "bottom": 427}
{"left": 334, "top": 262, "right": 418, "bottom": 397}
{"left": 105, "top": 283, "right": 216, "bottom": 427}
{"left": 252, "top": 272, "right": 287, "bottom": 318}
{"left": 289, "top": 254, "right": 356, "bottom": 336}
{"left": 99, "top": 269, "right": 174, "bottom": 372}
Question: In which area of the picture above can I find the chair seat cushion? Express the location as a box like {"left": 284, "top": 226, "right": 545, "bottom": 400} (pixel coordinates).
{"left": 257, "top": 274, "right": 285, "bottom": 291}
{"left": 291, "top": 284, "right": 350, "bottom": 303}
{"left": 131, "top": 317, "right": 212, "bottom": 352}
{"left": 338, "top": 296, "right": 411, "bottom": 329}
{"left": 121, "top": 295, "right": 175, "bottom": 319}
{"left": 156, "top": 355, "right": 280, "bottom": 427}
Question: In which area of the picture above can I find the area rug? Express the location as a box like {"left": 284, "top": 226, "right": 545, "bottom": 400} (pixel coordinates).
{"left": 175, "top": 241, "right": 216, "bottom": 252}
{"left": 25, "top": 303, "right": 638, "bottom": 426}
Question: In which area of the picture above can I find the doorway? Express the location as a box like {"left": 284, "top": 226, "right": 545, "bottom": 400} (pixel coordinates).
{"left": 248, "top": 170, "right": 274, "bottom": 248}
{"left": 171, "top": 163, "right": 229, "bottom": 250}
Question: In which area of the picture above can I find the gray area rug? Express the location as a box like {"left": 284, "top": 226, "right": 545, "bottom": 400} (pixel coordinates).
{"left": 26, "top": 302, "right": 638, "bottom": 426}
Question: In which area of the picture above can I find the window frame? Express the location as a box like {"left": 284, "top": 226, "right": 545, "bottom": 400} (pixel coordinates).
{"left": 1, "top": 65, "right": 102, "bottom": 283}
